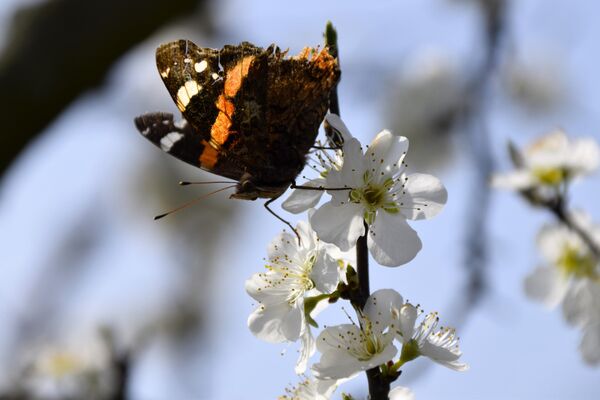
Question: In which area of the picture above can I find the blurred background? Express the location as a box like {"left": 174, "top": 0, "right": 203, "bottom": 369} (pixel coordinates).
{"left": 0, "top": 0, "right": 599, "bottom": 398}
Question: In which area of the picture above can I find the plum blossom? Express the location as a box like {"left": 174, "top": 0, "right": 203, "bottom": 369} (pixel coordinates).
{"left": 282, "top": 114, "right": 350, "bottom": 214}
{"left": 246, "top": 220, "right": 341, "bottom": 373}
{"left": 492, "top": 130, "right": 599, "bottom": 192}
{"left": 393, "top": 302, "right": 468, "bottom": 372}
{"left": 278, "top": 376, "right": 340, "bottom": 400}
{"left": 562, "top": 279, "right": 600, "bottom": 365}
{"left": 307, "top": 115, "right": 447, "bottom": 267}
{"left": 524, "top": 216, "right": 600, "bottom": 311}
{"left": 312, "top": 289, "right": 400, "bottom": 379}
{"left": 389, "top": 386, "right": 416, "bottom": 400}
{"left": 22, "top": 332, "right": 114, "bottom": 399}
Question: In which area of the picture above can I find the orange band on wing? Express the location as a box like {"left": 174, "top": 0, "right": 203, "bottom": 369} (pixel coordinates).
{"left": 224, "top": 56, "right": 254, "bottom": 97}
{"left": 208, "top": 56, "right": 255, "bottom": 146}
{"left": 199, "top": 140, "right": 219, "bottom": 168}
{"left": 201, "top": 55, "right": 255, "bottom": 168}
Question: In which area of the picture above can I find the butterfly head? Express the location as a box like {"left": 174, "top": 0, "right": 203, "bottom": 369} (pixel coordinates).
{"left": 230, "top": 172, "right": 289, "bottom": 200}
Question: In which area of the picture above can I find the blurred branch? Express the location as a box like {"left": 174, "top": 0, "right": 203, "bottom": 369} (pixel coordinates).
{"left": 0, "top": 0, "right": 203, "bottom": 181}
{"left": 545, "top": 197, "right": 600, "bottom": 259}
{"left": 454, "top": 0, "right": 507, "bottom": 319}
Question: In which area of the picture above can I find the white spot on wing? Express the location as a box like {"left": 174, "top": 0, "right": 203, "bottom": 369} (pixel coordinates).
{"left": 160, "top": 132, "right": 184, "bottom": 152}
{"left": 184, "top": 57, "right": 192, "bottom": 64}
{"left": 142, "top": 127, "right": 150, "bottom": 136}
{"left": 176, "top": 80, "right": 202, "bottom": 111}
{"left": 174, "top": 119, "right": 188, "bottom": 129}
{"left": 195, "top": 60, "right": 208, "bottom": 73}
{"left": 160, "top": 67, "right": 170, "bottom": 78}
{"left": 212, "top": 72, "right": 220, "bottom": 80}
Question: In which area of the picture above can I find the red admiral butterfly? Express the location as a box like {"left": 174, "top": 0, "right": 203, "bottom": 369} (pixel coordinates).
{"left": 135, "top": 40, "right": 340, "bottom": 218}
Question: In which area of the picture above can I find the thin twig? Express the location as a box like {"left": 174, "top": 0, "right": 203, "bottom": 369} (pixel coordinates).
{"left": 547, "top": 198, "right": 600, "bottom": 259}
{"left": 324, "top": 22, "right": 389, "bottom": 399}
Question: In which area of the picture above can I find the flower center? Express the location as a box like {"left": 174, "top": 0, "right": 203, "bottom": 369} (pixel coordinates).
{"left": 533, "top": 167, "right": 566, "bottom": 186}
{"left": 353, "top": 330, "right": 385, "bottom": 361}
{"left": 287, "top": 253, "right": 317, "bottom": 305}
{"left": 42, "top": 352, "right": 82, "bottom": 378}
{"left": 349, "top": 173, "right": 398, "bottom": 224}
{"left": 558, "top": 245, "right": 597, "bottom": 279}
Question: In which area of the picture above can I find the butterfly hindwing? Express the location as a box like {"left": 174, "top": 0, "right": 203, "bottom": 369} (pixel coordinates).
{"left": 133, "top": 112, "right": 245, "bottom": 182}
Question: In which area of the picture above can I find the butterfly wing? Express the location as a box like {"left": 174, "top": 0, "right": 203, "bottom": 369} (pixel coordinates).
{"left": 206, "top": 44, "right": 340, "bottom": 187}
{"left": 135, "top": 41, "right": 339, "bottom": 191}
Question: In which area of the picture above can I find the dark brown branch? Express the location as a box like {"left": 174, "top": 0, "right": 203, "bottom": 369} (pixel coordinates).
{"left": 0, "top": 0, "right": 203, "bottom": 180}
{"left": 324, "top": 22, "right": 389, "bottom": 399}
{"left": 547, "top": 198, "right": 600, "bottom": 260}
{"left": 323, "top": 21, "right": 343, "bottom": 147}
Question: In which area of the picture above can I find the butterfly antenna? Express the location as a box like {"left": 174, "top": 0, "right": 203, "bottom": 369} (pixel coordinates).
{"left": 154, "top": 185, "right": 236, "bottom": 220}
{"left": 179, "top": 180, "right": 236, "bottom": 186}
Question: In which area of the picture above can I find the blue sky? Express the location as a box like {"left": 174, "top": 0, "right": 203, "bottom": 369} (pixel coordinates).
{"left": 1, "top": 0, "right": 599, "bottom": 399}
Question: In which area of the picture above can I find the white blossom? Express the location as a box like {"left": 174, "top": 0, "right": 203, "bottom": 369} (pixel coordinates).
{"left": 278, "top": 376, "right": 340, "bottom": 400}
{"left": 492, "top": 130, "right": 600, "bottom": 192}
{"left": 282, "top": 114, "right": 350, "bottom": 214}
{"left": 309, "top": 115, "right": 447, "bottom": 267}
{"left": 580, "top": 322, "right": 600, "bottom": 365}
{"left": 562, "top": 279, "right": 600, "bottom": 365}
{"left": 311, "top": 289, "right": 400, "bottom": 379}
{"left": 22, "top": 332, "right": 114, "bottom": 399}
{"left": 389, "top": 386, "right": 416, "bottom": 400}
{"left": 246, "top": 220, "right": 341, "bottom": 373}
{"left": 393, "top": 302, "right": 468, "bottom": 372}
{"left": 524, "top": 217, "right": 600, "bottom": 311}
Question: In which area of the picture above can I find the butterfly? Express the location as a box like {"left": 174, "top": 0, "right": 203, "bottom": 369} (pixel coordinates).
{"left": 135, "top": 39, "right": 340, "bottom": 222}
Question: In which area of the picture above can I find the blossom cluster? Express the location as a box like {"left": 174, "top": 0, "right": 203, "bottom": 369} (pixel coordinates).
{"left": 246, "top": 115, "right": 466, "bottom": 398}
{"left": 494, "top": 131, "right": 600, "bottom": 365}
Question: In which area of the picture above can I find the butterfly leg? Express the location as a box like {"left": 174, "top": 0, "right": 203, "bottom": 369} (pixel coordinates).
{"left": 263, "top": 196, "right": 301, "bottom": 244}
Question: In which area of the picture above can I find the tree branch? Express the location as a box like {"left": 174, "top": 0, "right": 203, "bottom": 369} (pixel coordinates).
{"left": 0, "top": 0, "right": 204, "bottom": 181}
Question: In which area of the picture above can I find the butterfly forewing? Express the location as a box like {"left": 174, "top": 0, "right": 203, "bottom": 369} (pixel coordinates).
{"left": 135, "top": 40, "right": 340, "bottom": 199}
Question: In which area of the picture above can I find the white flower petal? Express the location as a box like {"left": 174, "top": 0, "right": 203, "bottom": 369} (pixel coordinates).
{"left": 311, "top": 251, "right": 340, "bottom": 294}
{"left": 267, "top": 230, "right": 301, "bottom": 262}
{"left": 536, "top": 224, "right": 581, "bottom": 265}
{"left": 420, "top": 332, "right": 468, "bottom": 372}
{"left": 311, "top": 202, "right": 365, "bottom": 251}
{"left": 400, "top": 173, "right": 447, "bottom": 220}
{"left": 281, "top": 305, "right": 304, "bottom": 341}
{"left": 580, "top": 322, "right": 600, "bottom": 365}
{"left": 247, "top": 303, "right": 297, "bottom": 343}
{"left": 368, "top": 213, "right": 422, "bottom": 267}
{"left": 295, "top": 325, "right": 316, "bottom": 374}
{"left": 364, "top": 289, "right": 403, "bottom": 333}
{"left": 389, "top": 386, "right": 415, "bottom": 400}
{"left": 396, "top": 304, "right": 418, "bottom": 343}
{"left": 523, "top": 266, "right": 568, "bottom": 308}
{"left": 335, "top": 138, "right": 365, "bottom": 191}
{"left": 325, "top": 113, "right": 354, "bottom": 142}
{"left": 562, "top": 280, "right": 600, "bottom": 327}
{"left": 312, "top": 341, "right": 397, "bottom": 380}
{"left": 282, "top": 178, "right": 327, "bottom": 214}
{"left": 490, "top": 170, "right": 534, "bottom": 190}
{"left": 570, "top": 137, "right": 600, "bottom": 173}
{"left": 245, "top": 273, "right": 289, "bottom": 305}
{"left": 312, "top": 350, "right": 366, "bottom": 380}
{"left": 366, "top": 130, "right": 409, "bottom": 176}
{"left": 316, "top": 324, "right": 361, "bottom": 353}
